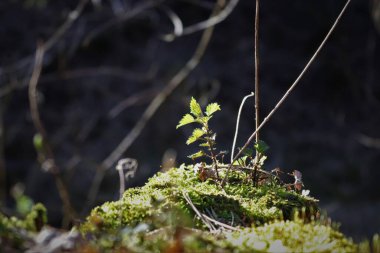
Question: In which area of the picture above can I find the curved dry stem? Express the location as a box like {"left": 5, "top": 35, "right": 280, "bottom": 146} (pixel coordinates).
{"left": 160, "top": 6, "right": 184, "bottom": 41}
{"left": 231, "top": 92, "right": 254, "bottom": 163}
{"left": 165, "top": 0, "right": 239, "bottom": 39}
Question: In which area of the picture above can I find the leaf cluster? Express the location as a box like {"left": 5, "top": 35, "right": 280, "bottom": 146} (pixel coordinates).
{"left": 177, "top": 97, "right": 221, "bottom": 160}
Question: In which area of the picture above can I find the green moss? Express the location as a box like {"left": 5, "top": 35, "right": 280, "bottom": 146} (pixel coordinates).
{"left": 0, "top": 203, "right": 47, "bottom": 249}
{"left": 225, "top": 220, "right": 357, "bottom": 252}
{"left": 78, "top": 166, "right": 364, "bottom": 252}
{"left": 80, "top": 219, "right": 357, "bottom": 253}
{"left": 81, "top": 166, "right": 318, "bottom": 233}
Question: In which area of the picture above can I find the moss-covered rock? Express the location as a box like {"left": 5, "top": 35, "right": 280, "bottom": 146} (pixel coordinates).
{"left": 81, "top": 165, "right": 319, "bottom": 234}
{"left": 79, "top": 219, "right": 358, "bottom": 253}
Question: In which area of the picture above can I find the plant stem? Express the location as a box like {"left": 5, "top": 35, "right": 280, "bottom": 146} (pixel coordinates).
{"left": 253, "top": 0, "right": 260, "bottom": 186}
{"left": 254, "top": 0, "right": 260, "bottom": 147}
{"left": 205, "top": 126, "right": 220, "bottom": 179}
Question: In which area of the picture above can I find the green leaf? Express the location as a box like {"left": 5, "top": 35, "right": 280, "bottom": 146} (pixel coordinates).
{"left": 190, "top": 97, "right": 203, "bottom": 117}
{"left": 254, "top": 140, "right": 269, "bottom": 154}
{"left": 33, "top": 133, "right": 43, "bottom": 151}
{"left": 205, "top": 103, "right": 221, "bottom": 116}
{"left": 233, "top": 155, "right": 249, "bottom": 166}
{"left": 199, "top": 142, "right": 210, "bottom": 147}
{"left": 186, "top": 128, "right": 206, "bottom": 145}
{"left": 242, "top": 148, "right": 254, "bottom": 157}
{"left": 188, "top": 150, "right": 205, "bottom": 159}
{"left": 196, "top": 116, "right": 211, "bottom": 125}
{"left": 176, "top": 114, "right": 195, "bottom": 129}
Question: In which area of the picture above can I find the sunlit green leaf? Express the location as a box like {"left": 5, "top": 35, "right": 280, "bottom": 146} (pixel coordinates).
{"left": 196, "top": 116, "right": 211, "bottom": 125}
{"left": 186, "top": 128, "right": 206, "bottom": 145}
{"left": 190, "top": 97, "right": 203, "bottom": 117}
{"left": 233, "top": 155, "right": 249, "bottom": 166}
{"left": 254, "top": 140, "right": 269, "bottom": 154}
{"left": 199, "top": 142, "right": 210, "bottom": 147}
{"left": 176, "top": 114, "right": 195, "bottom": 129}
{"left": 205, "top": 103, "right": 221, "bottom": 116}
{"left": 188, "top": 150, "right": 205, "bottom": 159}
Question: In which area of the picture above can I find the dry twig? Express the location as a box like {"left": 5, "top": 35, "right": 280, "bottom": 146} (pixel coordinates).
{"left": 252, "top": 0, "right": 261, "bottom": 186}
{"left": 182, "top": 192, "right": 216, "bottom": 232}
{"left": 28, "top": 43, "right": 77, "bottom": 225}
{"left": 0, "top": 0, "right": 89, "bottom": 97}
{"left": 164, "top": 0, "right": 239, "bottom": 40}
{"left": 254, "top": 0, "right": 260, "bottom": 146}
{"left": 84, "top": 0, "right": 165, "bottom": 45}
{"left": 0, "top": 104, "right": 6, "bottom": 202}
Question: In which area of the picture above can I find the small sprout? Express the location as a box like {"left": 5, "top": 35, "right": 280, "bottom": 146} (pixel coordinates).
{"left": 177, "top": 97, "right": 222, "bottom": 179}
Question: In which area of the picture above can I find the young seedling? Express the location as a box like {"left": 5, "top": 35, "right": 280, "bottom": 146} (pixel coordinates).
{"left": 177, "top": 97, "right": 222, "bottom": 179}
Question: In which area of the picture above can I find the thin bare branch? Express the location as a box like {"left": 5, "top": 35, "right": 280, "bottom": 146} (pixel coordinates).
{"left": 0, "top": 102, "right": 6, "bottom": 202}
{"left": 222, "top": 0, "right": 352, "bottom": 186}
{"left": 202, "top": 213, "right": 240, "bottom": 231}
{"left": 84, "top": 0, "right": 165, "bottom": 45}
{"left": 160, "top": 6, "right": 184, "bottom": 41}
{"left": 28, "top": 43, "right": 77, "bottom": 225}
{"left": 182, "top": 191, "right": 216, "bottom": 232}
{"left": 0, "top": 0, "right": 89, "bottom": 95}
{"left": 166, "top": 0, "right": 239, "bottom": 39}
{"left": 254, "top": 0, "right": 260, "bottom": 146}
{"left": 44, "top": 0, "right": 89, "bottom": 51}
{"left": 1, "top": 66, "right": 155, "bottom": 99}
{"left": 108, "top": 88, "right": 158, "bottom": 119}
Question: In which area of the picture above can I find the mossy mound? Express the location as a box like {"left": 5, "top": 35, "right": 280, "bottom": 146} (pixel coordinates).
{"left": 79, "top": 219, "right": 357, "bottom": 253}
{"left": 81, "top": 165, "right": 319, "bottom": 233}
{"left": 226, "top": 220, "right": 356, "bottom": 252}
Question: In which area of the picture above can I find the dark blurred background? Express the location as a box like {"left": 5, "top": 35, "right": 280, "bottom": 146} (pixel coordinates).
{"left": 0, "top": 0, "right": 379, "bottom": 240}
